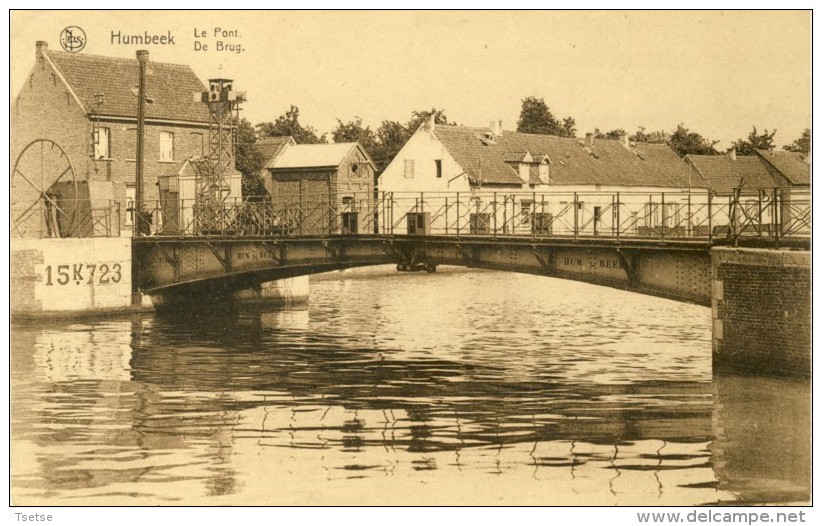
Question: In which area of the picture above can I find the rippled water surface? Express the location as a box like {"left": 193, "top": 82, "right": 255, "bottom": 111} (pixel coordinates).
{"left": 11, "top": 267, "right": 810, "bottom": 505}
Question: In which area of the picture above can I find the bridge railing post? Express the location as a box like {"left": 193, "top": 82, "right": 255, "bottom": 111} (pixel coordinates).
{"left": 661, "top": 192, "right": 666, "bottom": 241}
{"left": 687, "top": 192, "right": 692, "bottom": 238}
{"left": 708, "top": 192, "right": 713, "bottom": 243}
{"left": 456, "top": 192, "right": 460, "bottom": 237}
{"left": 493, "top": 192, "right": 498, "bottom": 238}
{"left": 573, "top": 192, "right": 579, "bottom": 239}
{"left": 615, "top": 192, "right": 620, "bottom": 240}
{"left": 774, "top": 187, "right": 781, "bottom": 248}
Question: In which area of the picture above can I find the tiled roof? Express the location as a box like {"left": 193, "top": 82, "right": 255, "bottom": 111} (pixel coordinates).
{"left": 45, "top": 50, "right": 210, "bottom": 123}
{"left": 256, "top": 136, "right": 295, "bottom": 164}
{"left": 502, "top": 152, "right": 529, "bottom": 162}
{"left": 433, "top": 125, "right": 702, "bottom": 188}
{"left": 755, "top": 150, "right": 811, "bottom": 185}
{"left": 267, "top": 142, "right": 375, "bottom": 170}
{"left": 433, "top": 126, "right": 525, "bottom": 185}
{"left": 684, "top": 154, "right": 780, "bottom": 194}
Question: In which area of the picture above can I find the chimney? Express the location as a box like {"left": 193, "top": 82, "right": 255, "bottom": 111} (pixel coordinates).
{"left": 585, "top": 132, "right": 594, "bottom": 148}
{"left": 136, "top": 49, "right": 149, "bottom": 65}
{"left": 36, "top": 40, "right": 48, "bottom": 57}
{"left": 729, "top": 148, "right": 737, "bottom": 161}
{"left": 422, "top": 114, "right": 435, "bottom": 132}
{"left": 490, "top": 120, "right": 503, "bottom": 137}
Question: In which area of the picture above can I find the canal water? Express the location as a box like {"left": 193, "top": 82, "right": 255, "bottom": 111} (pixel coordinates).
{"left": 10, "top": 267, "right": 810, "bottom": 505}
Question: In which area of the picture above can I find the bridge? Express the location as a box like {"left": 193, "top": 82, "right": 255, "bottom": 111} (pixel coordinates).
{"left": 134, "top": 188, "right": 809, "bottom": 303}
{"left": 129, "top": 189, "right": 810, "bottom": 379}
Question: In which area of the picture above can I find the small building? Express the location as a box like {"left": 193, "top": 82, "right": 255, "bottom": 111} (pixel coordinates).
{"left": 685, "top": 149, "right": 811, "bottom": 235}
{"left": 378, "top": 119, "right": 709, "bottom": 236}
{"left": 684, "top": 151, "right": 784, "bottom": 195}
{"left": 261, "top": 140, "right": 377, "bottom": 234}
{"left": 753, "top": 149, "right": 810, "bottom": 189}
{"left": 11, "top": 42, "right": 235, "bottom": 237}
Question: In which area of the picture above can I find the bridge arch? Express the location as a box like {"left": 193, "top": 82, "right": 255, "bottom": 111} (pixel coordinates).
{"left": 135, "top": 235, "right": 713, "bottom": 309}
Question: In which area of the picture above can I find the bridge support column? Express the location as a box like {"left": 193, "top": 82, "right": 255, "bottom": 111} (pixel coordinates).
{"left": 711, "top": 247, "right": 810, "bottom": 379}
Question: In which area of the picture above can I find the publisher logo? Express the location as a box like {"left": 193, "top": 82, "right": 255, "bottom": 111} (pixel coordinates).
{"left": 60, "top": 26, "right": 86, "bottom": 53}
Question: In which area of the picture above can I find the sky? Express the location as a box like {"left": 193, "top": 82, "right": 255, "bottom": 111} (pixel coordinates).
{"left": 10, "top": 10, "right": 811, "bottom": 150}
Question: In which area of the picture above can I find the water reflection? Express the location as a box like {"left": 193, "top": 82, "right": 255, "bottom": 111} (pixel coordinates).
{"left": 11, "top": 268, "right": 810, "bottom": 505}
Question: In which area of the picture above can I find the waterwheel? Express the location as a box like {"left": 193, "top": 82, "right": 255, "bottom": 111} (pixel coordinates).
{"left": 11, "top": 139, "right": 79, "bottom": 238}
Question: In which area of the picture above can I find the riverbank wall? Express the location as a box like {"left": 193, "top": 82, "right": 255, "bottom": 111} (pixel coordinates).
{"left": 11, "top": 238, "right": 308, "bottom": 319}
{"left": 711, "top": 247, "right": 811, "bottom": 379}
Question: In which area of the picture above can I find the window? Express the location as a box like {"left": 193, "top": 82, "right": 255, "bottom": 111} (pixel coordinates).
{"left": 520, "top": 200, "right": 533, "bottom": 226}
{"left": 664, "top": 203, "right": 680, "bottom": 228}
{"left": 404, "top": 159, "right": 415, "bottom": 179}
{"left": 124, "top": 128, "right": 137, "bottom": 161}
{"left": 350, "top": 163, "right": 360, "bottom": 176}
{"left": 160, "top": 131, "right": 174, "bottom": 161}
{"left": 539, "top": 163, "right": 549, "bottom": 181}
{"left": 190, "top": 132, "right": 205, "bottom": 156}
{"left": 593, "top": 206, "right": 602, "bottom": 234}
{"left": 435, "top": 159, "right": 442, "bottom": 178}
{"left": 645, "top": 203, "right": 660, "bottom": 227}
{"left": 93, "top": 127, "right": 110, "bottom": 159}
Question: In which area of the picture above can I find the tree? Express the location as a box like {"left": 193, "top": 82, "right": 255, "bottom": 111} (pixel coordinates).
{"left": 256, "top": 105, "right": 325, "bottom": 144}
{"left": 406, "top": 108, "right": 452, "bottom": 132}
{"left": 561, "top": 117, "right": 577, "bottom": 138}
{"left": 332, "top": 117, "right": 376, "bottom": 151}
{"left": 730, "top": 126, "right": 777, "bottom": 155}
{"left": 233, "top": 118, "right": 267, "bottom": 199}
{"left": 593, "top": 128, "right": 627, "bottom": 140}
{"left": 516, "top": 96, "right": 576, "bottom": 137}
{"left": 627, "top": 124, "right": 717, "bottom": 157}
{"left": 371, "top": 120, "right": 413, "bottom": 172}
{"left": 784, "top": 128, "right": 810, "bottom": 153}
{"left": 630, "top": 126, "right": 668, "bottom": 144}
{"left": 666, "top": 124, "right": 720, "bottom": 157}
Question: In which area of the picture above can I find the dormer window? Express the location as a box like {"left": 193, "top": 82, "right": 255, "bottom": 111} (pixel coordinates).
{"left": 539, "top": 163, "right": 549, "bottom": 182}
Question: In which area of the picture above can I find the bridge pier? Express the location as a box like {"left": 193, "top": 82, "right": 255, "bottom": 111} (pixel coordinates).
{"left": 711, "top": 247, "right": 811, "bottom": 379}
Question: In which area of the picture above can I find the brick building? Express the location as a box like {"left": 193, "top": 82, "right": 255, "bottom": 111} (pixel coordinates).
{"left": 260, "top": 140, "right": 376, "bottom": 234}
{"left": 11, "top": 42, "right": 220, "bottom": 237}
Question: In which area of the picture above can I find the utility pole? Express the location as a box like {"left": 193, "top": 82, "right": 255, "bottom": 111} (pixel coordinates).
{"left": 135, "top": 49, "right": 149, "bottom": 236}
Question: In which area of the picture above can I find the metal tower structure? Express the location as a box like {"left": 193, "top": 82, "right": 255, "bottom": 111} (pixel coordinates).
{"left": 194, "top": 78, "right": 246, "bottom": 231}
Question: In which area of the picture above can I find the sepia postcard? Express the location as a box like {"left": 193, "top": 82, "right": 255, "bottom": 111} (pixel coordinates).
{"left": 8, "top": 8, "right": 812, "bottom": 515}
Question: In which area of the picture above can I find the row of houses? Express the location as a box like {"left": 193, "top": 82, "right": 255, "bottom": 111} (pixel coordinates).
{"left": 11, "top": 43, "right": 810, "bottom": 239}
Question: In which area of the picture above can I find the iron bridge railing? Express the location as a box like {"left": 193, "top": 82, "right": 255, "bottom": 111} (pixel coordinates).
{"left": 10, "top": 189, "right": 811, "bottom": 245}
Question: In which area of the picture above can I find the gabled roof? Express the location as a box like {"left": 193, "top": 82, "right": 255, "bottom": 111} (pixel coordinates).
{"left": 266, "top": 142, "right": 376, "bottom": 170}
{"left": 755, "top": 149, "right": 811, "bottom": 185}
{"left": 684, "top": 154, "right": 780, "bottom": 194}
{"left": 432, "top": 125, "right": 702, "bottom": 188}
{"left": 256, "top": 136, "right": 296, "bottom": 164}
{"left": 44, "top": 49, "right": 210, "bottom": 123}
{"left": 162, "top": 157, "right": 239, "bottom": 178}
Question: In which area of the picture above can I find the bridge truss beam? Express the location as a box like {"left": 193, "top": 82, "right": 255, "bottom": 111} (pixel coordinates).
{"left": 135, "top": 235, "right": 712, "bottom": 308}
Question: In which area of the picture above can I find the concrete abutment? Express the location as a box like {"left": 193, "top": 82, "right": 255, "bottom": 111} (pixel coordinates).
{"left": 711, "top": 247, "right": 811, "bottom": 379}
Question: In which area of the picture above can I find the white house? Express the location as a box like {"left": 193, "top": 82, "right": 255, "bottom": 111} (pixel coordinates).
{"left": 378, "top": 119, "right": 712, "bottom": 236}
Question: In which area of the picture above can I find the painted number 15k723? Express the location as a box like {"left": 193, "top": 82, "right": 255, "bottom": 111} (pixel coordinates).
{"left": 44, "top": 263, "right": 122, "bottom": 286}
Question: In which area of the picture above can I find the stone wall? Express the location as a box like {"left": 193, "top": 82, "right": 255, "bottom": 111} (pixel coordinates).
{"left": 12, "top": 238, "right": 133, "bottom": 317}
{"left": 711, "top": 247, "right": 811, "bottom": 378}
